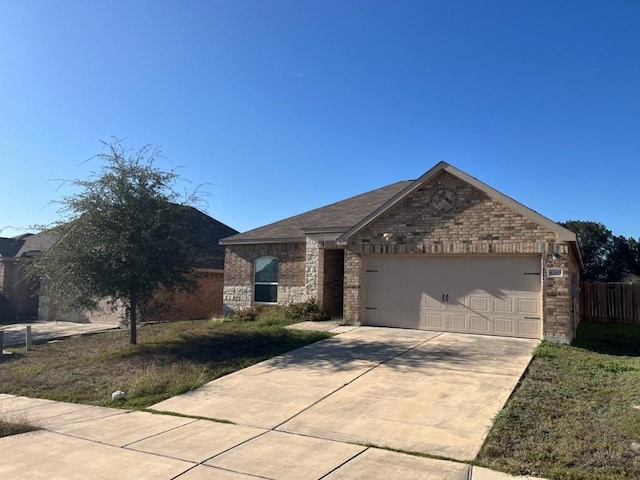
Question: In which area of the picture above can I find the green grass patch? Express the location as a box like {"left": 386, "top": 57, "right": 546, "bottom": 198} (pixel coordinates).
{"left": 0, "top": 315, "right": 330, "bottom": 409}
{"left": 477, "top": 321, "right": 640, "bottom": 480}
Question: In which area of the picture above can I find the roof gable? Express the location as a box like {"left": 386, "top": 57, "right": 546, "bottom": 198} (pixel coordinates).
{"left": 338, "top": 161, "right": 577, "bottom": 244}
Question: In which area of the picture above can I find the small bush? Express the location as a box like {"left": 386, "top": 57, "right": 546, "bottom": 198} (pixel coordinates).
{"left": 286, "top": 300, "right": 330, "bottom": 322}
{"left": 232, "top": 300, "right": 330, "bottom": 324}
{"left": 233, "top": 306, "right": 262, "bottom": 322}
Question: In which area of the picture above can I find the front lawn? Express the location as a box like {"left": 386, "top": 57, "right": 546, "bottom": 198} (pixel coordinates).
{"left": 0, "top": 313, "right": 331, "bottom": 409}
{"left": 477, "top": 322, "right": 640, "bottom": 480}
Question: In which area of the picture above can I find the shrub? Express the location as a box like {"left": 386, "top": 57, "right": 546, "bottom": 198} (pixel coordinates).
{"left": 232, "top": 305, "right": 262, "bottom": 322}
{"left": 232, "top": 300, "right": 330, "bottom": 324}
{"left": 286, "top": 300, "right": 330, "bottom": 322}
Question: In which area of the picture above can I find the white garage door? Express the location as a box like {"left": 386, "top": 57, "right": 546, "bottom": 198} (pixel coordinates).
{"left": 363, "top": 255, "right": 542, "bottom": 339}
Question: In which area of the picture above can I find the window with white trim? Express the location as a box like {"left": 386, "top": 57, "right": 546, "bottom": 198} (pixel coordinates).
{"left": 254, "top": 256, "right": 278, "bottom": 303}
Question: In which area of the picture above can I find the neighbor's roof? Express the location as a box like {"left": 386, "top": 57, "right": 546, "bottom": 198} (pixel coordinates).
{"left": 177, "top": 205, "right": 239, "bottom": 269}
{"left": 0, "top": 237, "right": 22, "bottom": 257}
{"left": 1, "top": 207, "right": 238, "bottom": 270}
{"left": 0, "top": 232, "right": 57, "bottom": 259}
{"left": 220, "top": 181, "right": 413, "bottom": 245}
{"left": 221, "top": 162, "right": 579, "bottom": 255}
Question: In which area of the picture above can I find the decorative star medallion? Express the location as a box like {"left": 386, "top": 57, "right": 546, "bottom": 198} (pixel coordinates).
{"left": 431, "top": 188, "right": 456, "bottom": 213}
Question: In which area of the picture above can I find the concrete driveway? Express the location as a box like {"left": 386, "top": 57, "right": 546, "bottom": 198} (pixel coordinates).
{"left": 1, "top": 327, "right": 540, "bottom": 479}
{"left": 153, "top": 327, "right": 538, "bottom": 461}
{"left": 1, "top": 321, "right": 119, "bottom": 348}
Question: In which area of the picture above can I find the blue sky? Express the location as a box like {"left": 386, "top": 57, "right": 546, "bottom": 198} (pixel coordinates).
{"left": 1, "top": 1, "right": 638, "bottom": 239}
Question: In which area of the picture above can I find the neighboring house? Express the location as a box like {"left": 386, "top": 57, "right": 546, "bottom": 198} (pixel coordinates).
{"left": 221, "top": 161, "right": 582, "bottom": 344}
{"left": 0, "top": 232, "right": 56, "bottom": 322}
{"left": 1, "top": 206, "right": 238, "bottom": 324}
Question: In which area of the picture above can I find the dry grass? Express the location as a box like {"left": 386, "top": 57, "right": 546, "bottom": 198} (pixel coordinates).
{"left": 477, "top": 322, "right": 640, "bottom": 480}
{"left": 0, "top": 316, "right": 331, "bottom": 409}
{"left": 0, "top": 411, "right": 39, "bottom": 438}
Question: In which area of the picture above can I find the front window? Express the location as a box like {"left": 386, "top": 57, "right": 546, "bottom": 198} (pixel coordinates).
{"left": 254, "top": 256, "right": 278, "bottom": 303}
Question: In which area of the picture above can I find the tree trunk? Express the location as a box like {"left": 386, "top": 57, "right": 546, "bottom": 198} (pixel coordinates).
{"left": 129, "top": 296, "right": 137, "bottom": 345}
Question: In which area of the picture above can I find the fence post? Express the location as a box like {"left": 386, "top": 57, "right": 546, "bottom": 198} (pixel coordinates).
{"left": 25, "top": 325, "right": 32, "bottom": 350}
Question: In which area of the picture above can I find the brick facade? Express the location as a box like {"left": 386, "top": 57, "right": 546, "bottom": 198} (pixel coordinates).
{"left": 223, "top": 242, "right": 306, "bottom": 313}
{"left": 221, "top": 166, "right": 580, "bottom": 343}
{"left": 342, "top": 171, "right": 580, "bottom": 343}
{"left": 146, "top": 270, "right": 225, "bottom": 322}
{"left": 47, "top": 269, "right": 226, "bottom": 324}
{"left": 0, "top": 261, "right": 39, "bottom": 320}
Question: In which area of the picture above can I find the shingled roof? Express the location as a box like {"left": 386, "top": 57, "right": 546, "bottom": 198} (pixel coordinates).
{"left": 177, "top": 205, "right": 239, "bottom": 269}
{"left": 0, "top": 232, "right": 57, "bottom": 259}
{"left": 220, "top": 181, "right": 413, "bottom": 245}
{"left": 2, "top": 207, "right": 237, "bottom": 270}
{"left": 221, "top": 161, "right": 579, "bottom": 258}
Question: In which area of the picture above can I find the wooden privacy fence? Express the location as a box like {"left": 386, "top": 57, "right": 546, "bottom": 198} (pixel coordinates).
{"left": 580, "top": 282, "right": 640, "bottom": 325}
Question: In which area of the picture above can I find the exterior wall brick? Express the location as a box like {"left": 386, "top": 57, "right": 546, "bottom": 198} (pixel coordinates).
{"left": 348, "top": 171, "right": 557, "bottom": 253}
{"left": 222, "top": 170, "right": 580, "bottom": 342}
{"left": 321, "top": 249, "right": 344, "bottom": 315}
{"left": 223, "top": 242, "right": 306, "bottom": 313}
{"left": 50, "top": 270, "right": 225, "bottom": 324}
{"left": 1, "top": 261, "right": 39, "bottom": 320}
{"left": 146, "top": 270, "right": 224, "bottom": 322}
{"left": 344, "top": 171, "right": 577, "bottom": 342}
{"left": 343, "top": 250, "right": 363, "bottom": 322}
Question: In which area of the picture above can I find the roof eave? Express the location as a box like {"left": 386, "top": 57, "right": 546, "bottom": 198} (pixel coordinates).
{"left": 300, "top": 226, "right": 350, "bottom": 235}
{"left": 220, "top": 236, "right": 306, "bottom": 246}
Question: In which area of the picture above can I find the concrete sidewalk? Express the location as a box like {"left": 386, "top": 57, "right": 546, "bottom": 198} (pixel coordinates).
{"left": 0, "top": 394, "right": 544, "bottom": 479}
{"left": 0, "top": 321, "right": 119, "bottom": 348}
{"left": 0, "top": 322, "right": 547, "bottom": 479}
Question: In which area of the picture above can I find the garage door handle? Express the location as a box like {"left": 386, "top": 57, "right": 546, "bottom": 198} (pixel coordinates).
{"left": 525, "top": 317, "right": 541, "bottom": 320}
{"left": 366, "top": 307, "right": 377, "bottom": 310}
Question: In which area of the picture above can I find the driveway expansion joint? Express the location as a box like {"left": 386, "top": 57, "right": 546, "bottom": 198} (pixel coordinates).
{"left": 270, "top": 332, "right": 444, "bottom": 431}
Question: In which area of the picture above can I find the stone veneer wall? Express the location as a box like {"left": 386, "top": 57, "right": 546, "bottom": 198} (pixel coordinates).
{"left": 223, "top": 242, "right": 306, "bottom": 313}
{"left": 344, "top": 171, "right": 577, "bottom": 343}
{"left": 305, "top": 238, "right": 321, "bottom": 300}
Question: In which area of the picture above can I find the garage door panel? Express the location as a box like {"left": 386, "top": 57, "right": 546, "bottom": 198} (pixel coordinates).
{"left": 447, "top": 315, "right": 467, "bottom": 330}
{"left": 448, "top": 301, "right": 467, "bottom": 311}
{"left": 494, "top": 318, "right": 515, "bottom": 334}
{"left": 517, "top": 298, "right": 539, "bottom": 315}
{"left": 518, "top": 319, "right": 540, "bottom": 336}
{"left": 469, "top": 316, "right": 489, "bottom": 333}
{"left": 422, "top": 314, "right": 444, "bottom": 329}
{"left": 493, "top": 298, "right": 513, "bottom": 313}
{"left": 468, "top": 296, "right": 489, "bottom": 311}
{"left": 364, "top": 255, "right": 542, "bottom": 339}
